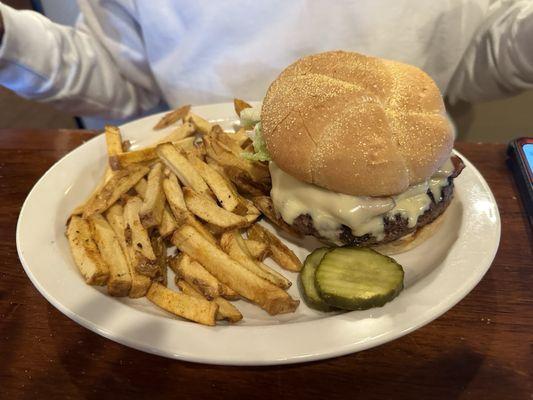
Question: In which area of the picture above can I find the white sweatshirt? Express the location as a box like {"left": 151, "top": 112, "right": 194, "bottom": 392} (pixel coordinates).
{"left": 0, "top": 0, "right": 532, "bottom": 119}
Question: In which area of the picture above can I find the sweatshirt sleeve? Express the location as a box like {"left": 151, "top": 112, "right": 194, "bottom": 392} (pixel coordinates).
{"left": 447, "top": 0, "right": 533, "bottom": 103}
{"left": 0, "top": 1, "right": 161, "bottom": 118}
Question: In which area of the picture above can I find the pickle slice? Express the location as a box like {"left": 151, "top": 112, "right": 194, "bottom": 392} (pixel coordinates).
{"left": 299, "top": 247, "right": 333, "bottom": 312}
{"left": 315, "top": 247, "right": 404, "bottom": 311}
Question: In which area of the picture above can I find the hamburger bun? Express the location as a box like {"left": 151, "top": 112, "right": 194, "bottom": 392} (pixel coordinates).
{"left": 261, "top": 50, "right": 454, "bottom": 197}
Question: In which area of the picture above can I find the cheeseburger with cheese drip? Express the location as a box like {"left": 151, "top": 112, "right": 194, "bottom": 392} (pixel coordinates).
{"left": 251, "top": 51, "right": 464, "bottom": 253}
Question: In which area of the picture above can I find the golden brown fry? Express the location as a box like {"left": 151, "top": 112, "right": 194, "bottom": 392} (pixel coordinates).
{"left": 220, "top": 231, "right": 291, "bottom": 290}
{"left": 146, "top": 282, "right": 218, "bottom": 326}
{"left": 151, "top": 235, "right": 168, "bottom": 286}
{"left": 231, "top": 127, "right": 251, "bottom": 147}
{"left": 83, "top": 164, "right": 149, "bottom": 217}
{"left": 234, "top": 98, "right": 252, "bottom": 117}
{"left": 71, "top": 167, "right": 114, "bottom": 216}
{"left": 134, "top": 178, "right": 147, "bottom": 198}
{"left": 176, "top": 280, "right": 242, "bottom": 323}
{"left": 183, "top": 187, "right": 249, "bottom": 229}
{"left": 172, "top": 225, "right": 299, "bottom": 315}
{"left": 169, "top": 254, "right": 223, "bottom": 300}
{"left": 186, "top": 154, "right": 247, "bottom": 214}
{"left": 162, "top": 174, "right": 187, "bottom": 212}
{"left": 185, "top": 112, "right": 213, "bottom": 135}
{"left": 156, "top": 122, "right": 195, "bottom": 145}
{"left": 153, "top": 104, "right": 191, "bottom": 130}
{"left": 66, "top": 216, "right": 109, "bottom": 285}
{"left": 251, "top": 196, "right": 301, "bottom": 237}
{"left": 105, "top": 204, "right": 151, "bottom": 298}
{"left": 105, "top": 126, "right": 124, "bottom": 170}
{"left": 159, "top": 203, "right": 178, "bottom": 238}
{"left": 88, "top": 214, "right": 131, "bottom": 296}
{"left": 139, "top": 162, "right": 165, "bottom": 228}
{"left": 156, "top": 143, "right": 210, "bottom": 195}
{"left": 244, "top": 239, "right": 270, "bottom": 261}
{"left": 248, "top": 224, "right": 303, "bottom": 272}
{"left": 114, "top": 137, "right": 195, "bottom": 168}
{"left": 123, "top": 197, "right": 158, "bottom": 277}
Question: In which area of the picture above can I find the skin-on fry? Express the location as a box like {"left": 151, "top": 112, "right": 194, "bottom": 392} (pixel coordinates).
{"left": 83, "top": 164, "right": 149, "bottom": 218}
{"left": 251, "top": 196, "right": 302, "bottom": 237}
{"left": 146, "top": 282, "right": 218, "bottom": 326}
{"left": 220, "top": 231, "right": 291, "bottom": 290}
{"left": 66, "top": 216, "right": 109, "bottom": 285}
{"left": 244, "top": 239, "right": 270, "bottom": 261}
{"left": 153, "top": 104, "right": 191, "bottom": 130}
{"left": 183, "top": 187, "right": 249, "bottom": 229}
{"left": 151, "top": 235, "right": 168, "bottom": 286}
{"left": 156, "top": 143, "right": 210, "bottom": 195}
{"left": 169, "top": 254, "right": 223, "bottom": 300}
{"left": 156, "top": 122, "right": 195, "bottom": 145}
{"left": 123, "top": 197, "right": 158, "bottom": 278}
{"left": 248, "top": 224, "right": 303, "bottom": 272}
{"left": 233, "top": 98, "right": 252, "bottom": 117}
{"left": 231, "top": 127, "right": 251, "bottom": 147}
{"left": 71, "top": 167, "right": 114, "bottom": 216}
{"left": 186, "top": 153, "right": 247, "bottom": 214}
{"left": 185, "top": 112, "right": 213, "bottom": 135}
{"left": 88, "top": 214, "right": 131, "bottom": 296}
{"left": 172, "top": 225, "right": 299, "bottom": 315}
{"left": 176, "top": 280, "right": 242, "bottom": 323}
{"left": 105, "top": 126, "right": 124, "bottom": 170}
{"left": 159, "top": 203, "right": 178, "bottom": 238}
{"left": 139, "top": 162, "right": 165, "bottom": 229}
{"left": 105, "top": 204, "right": 151, "bottom": 298}
{"left": 114, "top": 137, "right": 196, "bottom": 168}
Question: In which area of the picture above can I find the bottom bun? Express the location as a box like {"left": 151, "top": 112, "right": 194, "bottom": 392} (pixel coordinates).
{"left": 372, "top": 205, "right": 449, "bottom": 255}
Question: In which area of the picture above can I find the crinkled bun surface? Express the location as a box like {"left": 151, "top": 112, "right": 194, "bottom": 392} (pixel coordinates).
{"left": 261, "top": 50, "right": 454, "bottom": 196}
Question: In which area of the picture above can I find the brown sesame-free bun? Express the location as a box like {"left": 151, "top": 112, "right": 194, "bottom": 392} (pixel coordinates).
{"left": 261, "top": 51, "right": 454, "bottom": 197}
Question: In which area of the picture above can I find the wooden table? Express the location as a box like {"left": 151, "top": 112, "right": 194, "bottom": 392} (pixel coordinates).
{"left": 1, "top": 129, "right": 531, "bottom": 399}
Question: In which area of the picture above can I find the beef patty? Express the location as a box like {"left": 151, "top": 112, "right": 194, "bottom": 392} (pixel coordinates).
{"left": 290, "top": 156, "right": 465, "bottom": 246}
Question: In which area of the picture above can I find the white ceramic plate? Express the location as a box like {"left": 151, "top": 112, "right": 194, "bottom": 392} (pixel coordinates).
{"left": 16, "top": 102, "right": 500, "bottom": 366}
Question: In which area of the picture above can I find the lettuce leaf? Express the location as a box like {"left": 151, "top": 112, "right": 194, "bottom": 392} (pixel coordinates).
{"left": 241, "top": 122, "right": 272, "bottom": 162}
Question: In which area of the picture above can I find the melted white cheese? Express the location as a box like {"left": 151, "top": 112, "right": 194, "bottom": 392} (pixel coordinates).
{"left": 270, "top": 159, "right": 454, "bottom": 243}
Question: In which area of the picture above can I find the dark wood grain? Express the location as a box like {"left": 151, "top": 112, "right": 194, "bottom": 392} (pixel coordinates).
{"left": 0, "top": 130, "right": 531, "bottom": 400}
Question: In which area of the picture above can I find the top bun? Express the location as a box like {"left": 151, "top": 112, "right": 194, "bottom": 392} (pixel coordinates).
{"left": 261, "top": 51, "right": 453, "bottom": 197}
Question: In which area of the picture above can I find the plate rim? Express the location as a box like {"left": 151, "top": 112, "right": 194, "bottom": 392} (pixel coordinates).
{"left": 16, "top": 103, "right": 501, "bottom": 365}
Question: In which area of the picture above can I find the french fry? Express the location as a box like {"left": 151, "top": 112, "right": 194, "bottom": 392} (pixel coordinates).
{"left": 66, "top": 216, "right": 109, "bottom": 285}
{"left": 83, "top": 164, "right": 149, "bottom": 217}
{"left": 176, "top": 280, "right": 242, "bottom": 323}
{"left": 169, "top": 254, "right": 223, "bottom": 300}
{"left": 114, "top": 137, "right": 195, "bottom": 168}
{"left": 88, "top": 214, "right": 131, "bottom": 296}
{"left": 123, "top": 197, "right": 158, "bottom": 278}
{"left": 139, "top": 162, "right": 165, "bottom": 228}
{"left": 105, "top": 126, "right": 124, "bottom": 170}
{"left": 156, "top": 143, "right": 210, "bottom": 195}
{"left": 251, "top": 196, "right": 301, "bottom": 237}
{"left": 146, "top": 282, "right": 218, "bottom": 326}
{"left": 71, "top": 167, "right": 114, "bottom": 216}
{"left": 153, "top": 104, "right": 191, "bottom": 130}
{"left": 151, "top": 235, "right": 168, "bottom": 286}
{"left": 185, "top": 112, "right": 213, "bottom": 135}
{"left": 244, "top": 239, "right": 270, "bottom": 261}
{"left": 233, "top": 98, "right": 252, "bottom": 117}
{"left": 162, "top": 174, "right": 187, "bottom": 212}
{"left": 158, "top": 203, "right": 178, "bottom": 237}
{"left": 186, "top": 154, "right": 247, "bottom": 214}
{"left": 183, "top": 187, "right": 249, "bottom": 229}
{"left": 230, "top": 127, "right": 251, "bottom": 147}
{"left": 105, "top": 204, "right": 151, "bottom": 298}
{"left": 220, "top": 231, "right": 291, "bottom": 290}
{"left": 248, "top": 224, "right": 303, "bottom": 272}
{"left": 156, "top": 122, "right": 195, "bottom": 145}
{"left": 172, "top": 225, "right": 299, "bottom": 315}
{"left": 134, "top": 178, "right": 147, "bottom": 197}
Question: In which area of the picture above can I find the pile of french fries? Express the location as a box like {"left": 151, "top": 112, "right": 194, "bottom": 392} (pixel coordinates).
{"left": 66, "top": 101, "right": 303, "bottom": 326}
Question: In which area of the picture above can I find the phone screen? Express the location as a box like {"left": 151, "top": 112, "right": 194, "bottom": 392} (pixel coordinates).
{"left": 524, "top": 144, "right": 533, "bottom": 174}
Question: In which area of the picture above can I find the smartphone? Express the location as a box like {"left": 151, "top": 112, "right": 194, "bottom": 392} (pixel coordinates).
{"left": 507, "top": 137, "right": 533, "bottom": 229}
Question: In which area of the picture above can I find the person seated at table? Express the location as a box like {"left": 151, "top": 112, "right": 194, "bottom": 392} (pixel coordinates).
{"left": 0, "top": 0, "right": 532, "bottom": 121}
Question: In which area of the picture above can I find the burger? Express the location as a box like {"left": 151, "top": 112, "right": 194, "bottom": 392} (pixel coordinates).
{"left": 250, "top": 50, "right": 464, "bottom": 253}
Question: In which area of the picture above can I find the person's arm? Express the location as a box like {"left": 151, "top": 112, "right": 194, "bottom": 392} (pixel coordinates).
{"left": 447, "top": 0, "right": 533, "bottom": 103}
{"left": 0, "top": 2, "right": 161, "bottom": 118}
